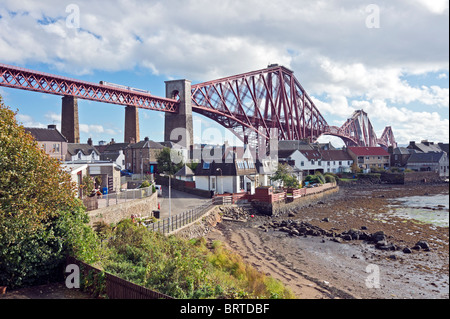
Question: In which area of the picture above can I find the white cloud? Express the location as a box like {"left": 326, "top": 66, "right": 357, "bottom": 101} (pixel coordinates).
{"left": 16, "top": 114, "right": 45, "bottom": 128}
{"left": 79, "top": 124, "right": 104, "bottom": 134}
{"left": 1, "top": 0, "right": 448, "bottom": 144}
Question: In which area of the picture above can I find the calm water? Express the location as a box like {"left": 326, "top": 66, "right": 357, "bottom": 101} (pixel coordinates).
{"left": 389, "top": 193, "right": 449, "bottom": 227}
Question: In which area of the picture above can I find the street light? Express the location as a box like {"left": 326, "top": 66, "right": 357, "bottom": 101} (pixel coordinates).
{"left": 216, "top": 168, "right": 223, "bottom": 195}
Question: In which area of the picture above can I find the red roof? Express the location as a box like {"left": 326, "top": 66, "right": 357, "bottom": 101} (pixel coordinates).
{"left": 348, "top": 147, "right": 389, "bottom": 156}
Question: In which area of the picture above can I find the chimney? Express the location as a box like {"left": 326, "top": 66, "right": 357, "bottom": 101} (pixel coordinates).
{"left": 388, "top": 146, "right": 394, "bottom": 154}
{"left": 409, "top": 141, "right": 416, "bottom": 148}
{"left": 110, "top": 138, "right": 115, "bottom": 144}
{"left": 87, "top": 138, "right": 93, "bottom": 146}
{"left": 48, "top": 124, "right": 57, "bottom": 130}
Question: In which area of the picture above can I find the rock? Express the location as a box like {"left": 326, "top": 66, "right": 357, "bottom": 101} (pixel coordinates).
{"left": 388, "top": 254, "right": 397, "bottom": 260}
{"left": 279, "top": 227, "right": 290, "bottom": 233}
{"left": 412, "top": 245, "right": 421, "bottom": 250}
{"left": 403, "top": 247, "right": 412, "bottom": 254}
{"left": 290, "top": 229, "right": 300, "bottom": 237}
{"left": 375, "top": 240, "right": 388, "bottom": 248}
{"left": 331, "top": 237, "right": 342, "bottom": 243}
{"left": 371, "top": 231, "right": 386, "bottom": 243}
{"left": 322, "top": 217, "right": 330, "bottom": 222}
{"left": 288, "top": 212, "right": 295, "bottom": 217}
{"left": 341, "top": 234, "right": 352, "bottom": 241}
{"left": 378, "top": 244, "right": 395, "bottom": 251}
{"left": 415, "top": 240, "right": 431, "bottom": 251}
{"left": 361, "top": 226, "right": 368, "bottom": 230}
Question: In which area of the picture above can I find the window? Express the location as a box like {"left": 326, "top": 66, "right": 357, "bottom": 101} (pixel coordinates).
{"left": 211, "top": 177, "right": 216, "bottom": 190}
{"left": 366, "top": 156, "right": 370, "bottom": 160}
{"left": 41, "top": 143, "right": 46, "bottom": 151}
{"left": 244, "top": 161, "right": 249, "bottom": 169}
{"left": 301, "top": 161, "right": 304, "bottom": 167}
{"left": 339, "top": 161, "right": 342, "bottom": 166}
{"left": 203, "top": 162, "right": 210, "bottom": 169}
{"left": 318, "top": 161, "right": 322, "bottom": 166}
{"left": 91, "top": 152, "right": 95, "bottom": 159}
{"left": 311, "top": 160, "right": 315, "bottom": 165}
{"left": 327, "top": 161, "right": 330, "bottom": 166}
{"left": 240, "top": 176, "right": 245, "bottom": 190}
{"left": 78, "top": 152, "right": 82, "bottom": 159}
{"left": 53, "top": 144, "right": 60, "bottom": 153}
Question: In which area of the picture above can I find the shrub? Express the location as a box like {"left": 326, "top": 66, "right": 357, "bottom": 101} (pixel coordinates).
{"left": 0, "top": 97, "right": 100, "bottom": 288}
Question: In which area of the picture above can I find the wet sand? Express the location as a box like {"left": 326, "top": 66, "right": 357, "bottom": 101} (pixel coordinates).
{"left": 205, "top": 183, "right": 449, "bottom": 299}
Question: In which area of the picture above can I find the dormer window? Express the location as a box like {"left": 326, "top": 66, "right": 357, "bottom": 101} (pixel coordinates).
{"left": 78, "top": 152, "right": 82, "bottom": 159}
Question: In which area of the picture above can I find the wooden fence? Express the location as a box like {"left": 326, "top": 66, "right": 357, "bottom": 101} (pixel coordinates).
{"left": 66, "top": 256, "right": 174, "bottom": 299}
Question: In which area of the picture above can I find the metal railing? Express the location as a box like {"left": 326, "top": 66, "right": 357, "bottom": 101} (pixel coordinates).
{"left": 84, "top": 186, "right": 155, "bottom": 211}
{"left": 147, "top": 200, "right": 214, "bottom": 234}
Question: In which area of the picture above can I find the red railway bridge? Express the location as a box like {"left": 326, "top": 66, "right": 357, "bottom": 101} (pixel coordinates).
{"left": 0, "top": 63, "right": 396, "bottom": 150}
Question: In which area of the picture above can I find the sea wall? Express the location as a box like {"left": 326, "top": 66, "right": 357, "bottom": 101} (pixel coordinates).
{"left": 251, "top": 185, "right": 340, "bottom": 216}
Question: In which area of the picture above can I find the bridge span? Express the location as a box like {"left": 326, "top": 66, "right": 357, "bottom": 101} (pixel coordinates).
{"left": 0, "top": 63, "right": 396, "bottom": 149}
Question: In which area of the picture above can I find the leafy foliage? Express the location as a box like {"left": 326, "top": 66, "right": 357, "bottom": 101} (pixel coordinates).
{"left": 157, "top": 147, "right": 184, "bottom": 176}
{"left": 270, "top": 164, "right": 300, "bottom": 188}
{"left": 0, "top": 97, "right": 100, "bottom": 288}
{"left": 101, "top": 220, "right": 295, "bottom": 299}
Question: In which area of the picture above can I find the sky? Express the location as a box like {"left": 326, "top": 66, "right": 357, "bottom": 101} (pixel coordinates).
{"left": 0, "top": 0, "right": 448, "bottom": 148}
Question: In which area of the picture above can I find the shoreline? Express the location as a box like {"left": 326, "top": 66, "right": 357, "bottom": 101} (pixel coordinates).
{"left": 204, "top": 183, "right": 449, "bottom": 299}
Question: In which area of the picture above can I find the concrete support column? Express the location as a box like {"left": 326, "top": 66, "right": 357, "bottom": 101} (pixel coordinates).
{"left": 61, "top": 96, "right": 80, "bottom": 143}
{"left": 125, "top": 106, "right": 140, "bottom": 144}
{"left": 164, "top": 79, "right": 193, "bottom": 152}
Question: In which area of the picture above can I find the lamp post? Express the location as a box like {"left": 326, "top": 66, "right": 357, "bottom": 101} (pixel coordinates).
{"left": 216, "top": 168, "right": 223, "bottom": 194}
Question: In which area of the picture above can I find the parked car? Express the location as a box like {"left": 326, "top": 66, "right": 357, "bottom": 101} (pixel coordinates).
{"left": 154, "top": 185, "right": 162, "bottom": 196}
{"left": 121, "top": 169, "right": 133, "bottom": 177}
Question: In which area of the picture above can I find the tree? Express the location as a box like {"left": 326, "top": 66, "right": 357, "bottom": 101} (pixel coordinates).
{"left": 0, "top": 96, "right": 100, "bottom": 288}
{"left": 157, "top": 147, "right": 184, "bottom": 176}
{"left": 270, "top": 164, "right": 300, "bottom": 189}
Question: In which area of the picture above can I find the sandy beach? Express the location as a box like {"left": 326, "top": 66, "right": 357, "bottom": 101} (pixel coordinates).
{"left": 205, "top": 183, "right": 449, "bottom": 299}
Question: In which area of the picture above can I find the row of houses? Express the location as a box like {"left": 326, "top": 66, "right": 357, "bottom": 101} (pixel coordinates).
{"left": 389, "top": 140, "right": 449, "bottom": 177}
{"left": 25, "top": 125, "right": 449, "bottom": 199}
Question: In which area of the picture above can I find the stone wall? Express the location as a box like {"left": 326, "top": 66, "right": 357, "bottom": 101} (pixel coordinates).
{"left": 252, "top": 185, "right": 340, "bottom": 216}
{"left": 87, "top": 192, "right": 158, "bottom": 226}
{"left": 156, "top": 175, "right": 212, "bottom": 198}
{"left": 380, "top": 171, "right": 441, "bottom": 184}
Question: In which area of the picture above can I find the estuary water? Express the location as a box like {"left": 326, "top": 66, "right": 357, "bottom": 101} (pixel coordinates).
{"left": 389, "top": 193, "right": 449, "bottom": 227}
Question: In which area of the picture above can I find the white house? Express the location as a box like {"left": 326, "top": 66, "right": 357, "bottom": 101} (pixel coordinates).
{"left": 278, "top": 149, "right": 323, "bottom": 176}
{"left": 66, "top": 139, "right": 101, "bottom": 162}
{"left": 61, "top": 163, "right": 89, "bottom": 198}
{"left": 320, "top": 150, "right": 354, "bottom": 173}
{"left": 194, "top": 146, "right": 258, "bottom": 195}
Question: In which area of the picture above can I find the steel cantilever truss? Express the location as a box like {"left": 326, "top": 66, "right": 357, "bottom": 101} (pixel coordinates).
{"left": 1, "top": 63, "right": 397, "bottom": 148}
{"left": 322, "top": 110, "right": 397, "bottom": 148}
{"left": 0, "top": 63, "right": 178, "bottom": 112}
{"left": 191, "top": 65, "right": 328, "bottom": 144}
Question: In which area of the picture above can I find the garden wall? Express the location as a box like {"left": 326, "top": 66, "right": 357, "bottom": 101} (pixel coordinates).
{"left": 87, "top": 192, "right": 158, "bottom": 226}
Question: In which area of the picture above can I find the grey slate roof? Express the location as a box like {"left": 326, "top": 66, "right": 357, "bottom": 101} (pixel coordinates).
{"left": 25, "top": 127, "right": 67, "bottom": 142}
{"left": 407, "top": 152, "right": 445, "bottom": 163}
{"left": 174, "top": 165, "right": 195, "bottom": 177}
{"left": 67, "top": 144, "right": 99, "bottom": 156}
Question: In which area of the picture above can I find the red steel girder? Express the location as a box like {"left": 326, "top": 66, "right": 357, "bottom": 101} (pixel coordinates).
{"left": 0, "top": 63, "right": 178, "bottom": 112}
{"left": 191, "top": 65, "right": 329, "bottom": 144}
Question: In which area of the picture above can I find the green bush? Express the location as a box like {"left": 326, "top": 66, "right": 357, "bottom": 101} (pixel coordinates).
{"left": 140, "top": 181, "right": 151, "bottom": 188}
{"left": 0, "top": 97, "right": 100, "bottom": 288}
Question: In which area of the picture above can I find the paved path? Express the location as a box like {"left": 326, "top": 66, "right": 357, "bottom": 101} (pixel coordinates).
{"left": 157, "top": 188, "right": 211, "bottom": 220}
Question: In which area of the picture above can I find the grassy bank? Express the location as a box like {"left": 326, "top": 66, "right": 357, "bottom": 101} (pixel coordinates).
{"left": 92, "top": 219, "right": 294, "bottom": 299}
